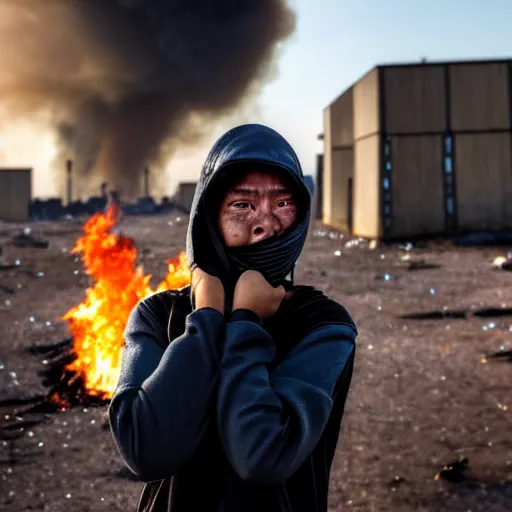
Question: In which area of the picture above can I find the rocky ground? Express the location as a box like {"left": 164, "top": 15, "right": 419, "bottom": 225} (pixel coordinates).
{"left": 0, "top": 213, "right": 511, "bottom": 511}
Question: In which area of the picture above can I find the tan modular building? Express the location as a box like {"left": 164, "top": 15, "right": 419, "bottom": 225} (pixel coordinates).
{"left": 0, "top": 168, "right": 32, "bottom": 221}
{"left": 323, "top": 58, "right": 512, "bottom": 240}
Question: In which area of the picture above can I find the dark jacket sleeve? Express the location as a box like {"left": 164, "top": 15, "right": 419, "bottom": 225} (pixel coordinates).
{"left": 108, "top": 298, "right": 225, "bottom": 483}
{"left": 216, "top": 309, "right": 356, "bottom": 485}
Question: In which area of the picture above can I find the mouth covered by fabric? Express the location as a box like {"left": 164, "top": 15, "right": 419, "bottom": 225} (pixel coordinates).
{"left": 186, "top": 123, "right": 311, "bottom": 290}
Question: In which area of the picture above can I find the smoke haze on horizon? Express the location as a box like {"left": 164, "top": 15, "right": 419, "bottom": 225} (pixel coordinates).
{"left": 0, "top": 0, "right": 296, "bottom": 199}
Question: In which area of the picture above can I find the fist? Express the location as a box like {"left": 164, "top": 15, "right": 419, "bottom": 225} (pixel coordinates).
{"left": 232, "top": 270, "right": 285, "bottom": 320}
{"left": 191, "top": 268, "right": 225, "bottom": 314}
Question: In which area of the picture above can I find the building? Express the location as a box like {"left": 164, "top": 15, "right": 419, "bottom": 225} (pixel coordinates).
{"left": 0, "top": 168, "right": 32, "bottom": 221}
{"left": 174, "top": 181, "right": 197, "bottom": 212}
{"left": 323, "top": 58, "right": 512, "bottom": 240}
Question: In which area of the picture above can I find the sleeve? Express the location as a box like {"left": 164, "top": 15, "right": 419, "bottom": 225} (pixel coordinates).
{"left": 216, "top": 309, "right": 356, "bottom": 485}
{"left": 108, "top": 298, "right": 225, "bottom": 483}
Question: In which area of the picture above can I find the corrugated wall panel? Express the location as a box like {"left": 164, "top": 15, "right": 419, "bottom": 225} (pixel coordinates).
{"left": 450, "top": 63, "right": 510, "bottom": 131}
{"left": 0, "top": 170, "right": 31, "bottom": 221}
{"left": 353, "top": 135, "right": 380, "bottom": 238}
{"left": 389, "top": 136, "right": 445, "bottom": 237}
{"left": 330, "top": 87, "right": 354, "bottom": 147}
{"left": 322, "top": 107, "right": 333, "bottom": 224}
{"left": 383, "top": 66, "right": 446, "bottom": 133}
{"left": 455, "top": 133, "right": 512, "bottom": 231}
{"left": 353, "top": 68, "right": 380, "bottom": 140}
{"left": 330, "top": 148, "right": 353, "bottom": 229}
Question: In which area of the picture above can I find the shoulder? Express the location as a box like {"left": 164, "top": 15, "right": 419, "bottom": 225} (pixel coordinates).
{"left": 286, "top": 284, "right": 357, "bottom": 333}
{"left": 125, "top": 287, "right": 192, "bottom": 346}
{"left": 136, "top": 287, "right": 189, "bottom": 319}
{"left": 267, "top": 284, "right": 357, "bottom": 360}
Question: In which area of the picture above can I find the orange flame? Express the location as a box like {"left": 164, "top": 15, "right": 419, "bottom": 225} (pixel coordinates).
{"left": 61, "top": 203, "right": 190, "bottom": 400}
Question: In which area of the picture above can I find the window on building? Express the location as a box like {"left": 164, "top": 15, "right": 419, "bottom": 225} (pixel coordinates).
{"left": 444, "top": 156, "right": 452, "bottom": 173}
{"left": 444, "top": 134, "right": 453, "bottom": 155}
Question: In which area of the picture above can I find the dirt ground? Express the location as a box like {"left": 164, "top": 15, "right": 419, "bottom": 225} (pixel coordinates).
{"left": 0, "top": 213, "right": 511, "bottom": 512}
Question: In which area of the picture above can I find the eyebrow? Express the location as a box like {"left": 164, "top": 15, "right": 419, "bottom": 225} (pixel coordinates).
{"left": 228, "top": 187, "right": 292, "bottom": 196}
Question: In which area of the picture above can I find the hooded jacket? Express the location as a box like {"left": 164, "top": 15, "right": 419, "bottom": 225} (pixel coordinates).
{"left": 109, "top": 124, "right": 357, "bottom": 512}
{"left": 186, "top": 123, "right": 312, "bottom": 298}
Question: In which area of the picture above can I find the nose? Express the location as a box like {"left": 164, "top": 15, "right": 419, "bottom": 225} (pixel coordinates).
{"left": 252, "top": 212, "right": 282, "bottom": 242}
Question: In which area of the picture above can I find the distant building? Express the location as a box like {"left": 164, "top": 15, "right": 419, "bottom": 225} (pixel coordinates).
{"left": 174, "top": 182, "right": 197, "bottom": 213}
{"left": 323, "top": 58, "right": 512, "bottom": 240}
{"left": 0, "top": 168, "right": 32, "bottom": 221}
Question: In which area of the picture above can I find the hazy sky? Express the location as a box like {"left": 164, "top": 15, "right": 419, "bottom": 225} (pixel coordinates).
{"left": 248, "top": 0, "right": 512, "bottom": 179}
{"left": 3, "top": 0, "right": 512, "bottom": 197}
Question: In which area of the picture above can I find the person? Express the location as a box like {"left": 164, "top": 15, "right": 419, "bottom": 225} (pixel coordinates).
{"left": 109, "top": 124, "right": 358, "bottom": 512}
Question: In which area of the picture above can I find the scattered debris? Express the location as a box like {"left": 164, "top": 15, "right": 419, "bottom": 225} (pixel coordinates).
{"left": 434, "top": 457, "right": 470, "bottom": 483}
{"left": 402, "top": 306, "right": 512, "bottom": 321}
{"left": 473, "top": 307, "right": 512, "bottom": 318}
{"left": 486, "top": 349, "right": 512, "bottom": 363}
{"left": 0, "top": 284, "right": 14, "bottom": 294}
{"left": 11, "top": 230, "right": 49, "bottom": 249}
{"left": 400, "top": 310, "right": 467, "bottom": 320}
{"left": 388, "top": 475, "right": 406, "bottom": 488}
{"left": 26, "top": 338, "right": 73, "bottom": 356}
{"left": 0, "top": 247, "right": 13, "bottom": 270}
{"left": 493, "top": 256, "right": 512, "bottom": 271}
{"left": 405, "top": 259, "right": 441, "bottom": 271}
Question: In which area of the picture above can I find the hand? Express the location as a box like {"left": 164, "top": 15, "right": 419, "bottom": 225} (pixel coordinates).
{"left": 191, "top": 268, "right": 225, "bottom": 314}
{"left": 232, "top": 270, "right": 285, "bottom": 320}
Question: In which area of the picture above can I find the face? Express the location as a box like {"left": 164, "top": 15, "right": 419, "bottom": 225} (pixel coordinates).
{"left": 218, "top": 170, "right": 298, "bottom": 247}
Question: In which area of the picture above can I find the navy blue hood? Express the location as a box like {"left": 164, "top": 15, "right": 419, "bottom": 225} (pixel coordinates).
{"left": 186, "top": 123, "right": 310, "bottom": 291}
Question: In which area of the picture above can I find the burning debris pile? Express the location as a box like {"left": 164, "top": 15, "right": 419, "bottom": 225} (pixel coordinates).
{"left": 24, "top": 201, "right": 191, "bottom": 413}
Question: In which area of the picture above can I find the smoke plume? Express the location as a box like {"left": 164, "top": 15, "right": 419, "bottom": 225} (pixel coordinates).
{"left": 0, "top": 0, "right": 296, "bottom": 199}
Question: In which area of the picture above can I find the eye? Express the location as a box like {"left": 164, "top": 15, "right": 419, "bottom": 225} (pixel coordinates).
{"left": 277, "top": 199, "right": 294, "bottom": 208}
{"left": 232, "top": 201, "right": 251, "bottom": 209}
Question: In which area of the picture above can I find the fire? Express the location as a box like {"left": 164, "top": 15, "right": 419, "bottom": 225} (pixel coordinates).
{"left": 61, "top": 202, "right": 190, "bottom": 401}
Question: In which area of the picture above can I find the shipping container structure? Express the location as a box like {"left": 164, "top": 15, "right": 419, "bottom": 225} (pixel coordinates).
{"left": 0, "top": 168, "right": 32, "bottom": 221}
{"left": 323, "top": 59, "right": 512, "bottom": 239}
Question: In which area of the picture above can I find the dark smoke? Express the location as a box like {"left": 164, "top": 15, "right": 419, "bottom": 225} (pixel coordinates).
{"left": 0, "top": 0, "right": 296, "bottom": 199}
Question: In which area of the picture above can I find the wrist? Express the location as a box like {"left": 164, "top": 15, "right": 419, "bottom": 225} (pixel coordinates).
{"left": 195, "top": 295, "right": 224, "bottom": 314}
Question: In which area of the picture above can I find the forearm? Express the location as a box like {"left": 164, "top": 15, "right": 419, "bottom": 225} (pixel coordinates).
{"left": 217, "top": 314, "right": 356, "bottom": 484}
{"left": 109, "top": 307, "right": 224, "bottom": 482}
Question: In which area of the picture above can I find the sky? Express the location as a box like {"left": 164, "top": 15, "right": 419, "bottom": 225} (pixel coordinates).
{"left": 247, "top": 0, "right": 512, "bottom": 180}
{"left": 3, "top": 0, "right": 512, "bottom": 197}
